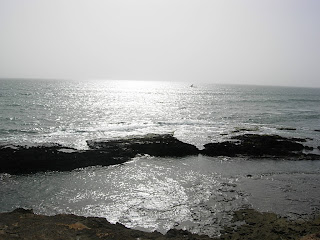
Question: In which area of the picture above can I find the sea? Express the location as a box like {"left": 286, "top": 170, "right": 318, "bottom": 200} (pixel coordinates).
{"left": 0, "top": 79, "right": 320, "bottom": 237}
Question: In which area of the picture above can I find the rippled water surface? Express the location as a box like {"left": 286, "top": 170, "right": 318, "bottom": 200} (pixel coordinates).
{"left": 1, "top": 79, "right": 320, "bottom": 237}
{"left": 1, "top": 79, "right": 320, "bottom": 149}
{"left": 1, "top": 156, "right": 320, "bottom": 236}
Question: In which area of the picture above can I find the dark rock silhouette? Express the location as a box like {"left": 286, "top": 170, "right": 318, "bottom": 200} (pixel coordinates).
{"left": 86, "top": 133, "right": 199, "bottom": 157}
{"left": 1, "top": 133, "right": 319, "bottom": 175}
{"left": 0, "top": 144, "right": 130, "bottom": 175}
{"left": 201, "top": 134, "right": 318, "bottom": 159}
{"left": 0, "top": 208, "right": 319, "bottom": 240}
{"left": 0, "top": 208, "right": 212, "bottom": 240}
{"left": 0, "top": 134, "right": 199, "bottom": 175}
{"left": 277, "top": 127, "right": 297, "bottom": 131}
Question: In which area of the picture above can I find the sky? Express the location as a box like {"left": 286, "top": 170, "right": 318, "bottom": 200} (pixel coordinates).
{"left": 0, "top": 0, "right": 319, "bottom": 88}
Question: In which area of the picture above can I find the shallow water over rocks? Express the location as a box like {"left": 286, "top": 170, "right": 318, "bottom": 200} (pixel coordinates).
{"left": 1, "top": 155, "right": 319, "bottom": 237}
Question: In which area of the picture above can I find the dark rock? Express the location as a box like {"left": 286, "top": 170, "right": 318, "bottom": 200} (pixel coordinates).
{"left": 219, "top": 209, "right": 320, "bottom": 240}
{"left": 0, "top": 209, "right": 212, "bottom": 240}
{"left": 12, "top": 208, "right": 34, "bottom": 214}
{"left": 0, "top": 144, "right": 130, "bottom": 175}
{"left": 232, "top": 126, "right": 259, "bottom": 133}
{"left": 165, "top": 229, "right": 194, "bottom": 238}
{"left": 220, "top": 133, "right": 229, "bottom": 136}
{"left": 86, "top": 133, "right": 199, "bottom": 157}
{"left": 301, "top": 154, "right": 320, "bottom": 160}
{"left": 232, "top": 134, "right": 306, "bottom": 143}
{"left": 201, "top": 141, "right": 239, "bottom": 157}
{"left": 304, "top": 146, "right": 314, "bottom": 151}
{"left": 277, "top": 127, "right": 297, "bottom": 131}
{"left": 201, "top": 134, "right": 318, "bottom": 159}
{"left": 0, "top": 134, "right": 199, "bottom": 175}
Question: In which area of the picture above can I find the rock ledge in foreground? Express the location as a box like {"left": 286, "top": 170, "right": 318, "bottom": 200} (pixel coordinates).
{"left": 220, "top": 209, "right": 320, "bottom": 240}
{"left": 0, "top": 208, "right": 319, "bottom": 240}
{"left": 0, "top": 208, "right": 211, "bottom": 240}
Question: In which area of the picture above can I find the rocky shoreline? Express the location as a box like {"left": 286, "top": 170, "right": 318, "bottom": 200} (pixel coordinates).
{"left": 1, "top": 133, "right": 320, "bottom": 239}
{"left": 1, "top": 133, "right": 319, "bottom": 175}
{"left": 0, "top": 134, "right": 198, "bottom": 174}
{"left": 0, "top": 208, "right": 319, "bottom": 240}
{"left": 201, "top": 134, "right": 319, "bottom": 159}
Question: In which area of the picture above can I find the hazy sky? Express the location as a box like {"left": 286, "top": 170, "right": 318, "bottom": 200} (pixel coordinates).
{"left": 0, "top": 0, "right": 319, "bottom": 87}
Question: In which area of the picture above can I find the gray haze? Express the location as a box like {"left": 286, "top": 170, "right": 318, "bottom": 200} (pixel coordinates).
{"left": 0, "top": 0, "right": 320, "bottom": 87}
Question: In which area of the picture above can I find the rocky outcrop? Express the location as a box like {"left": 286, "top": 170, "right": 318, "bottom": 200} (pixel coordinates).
{"left": 0, "top": 208, "right": 212, "bottom": 240}
{"left": 0, "top": 144, "right": 130, "bottom": 175}
{"left": 1, "top": 133, "right": 319, "bottom": 175}
{"left": 219, "top": 209, "right": 320, "bottom": 240}
{"left": 201, "top": 134, "right": 319, "bottom": 159}
{"left": 86, "top": 133, "right": 199, "bottom": 157}
{"left": 277, "top": 127, "right": 297, "bottom": 131}
{"left": 0, "top": 208, "right": 319, "bottom": 240}
{"left": 0, "top": 134, "right": 199, "bottom": 175}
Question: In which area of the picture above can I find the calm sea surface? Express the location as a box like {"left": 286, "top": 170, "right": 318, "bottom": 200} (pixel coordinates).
{"left": 0, "top": 79, "right": 320, "bottom": 236}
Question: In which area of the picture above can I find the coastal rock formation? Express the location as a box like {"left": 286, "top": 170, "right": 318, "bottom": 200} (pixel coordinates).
{"left": 277, "top": 127, "right": 297, "bottom": 131}
{"left": 86, "top": 133, "right": 199, "bottom": 157}
{"left": 0, "top": 208, "right": 319, "bottom": 240}
{"left": 219, "top": 209, "right": 320, "bottom": 240}
{"left": 0, "top": 134, "right": 199, "bottom": 174}
{"left": 0, "top": 144, "right": 130, "bottom": 175}
{"left": 0, "top": 208, "right": 212, "bottom": 240}
{"left": 201, "top": 134, "right": 319, "bottom": 159}
{"left": 1, "top": 133, "right": 319, "bottom": 175}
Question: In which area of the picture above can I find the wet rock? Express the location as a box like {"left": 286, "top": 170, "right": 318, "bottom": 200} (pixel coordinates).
{"left": 201, "top": 134, "right": 319, "bottom": 159}
{"left": 277, "top": 127, "right": 297, "bottom": 131}
{"left": 12, "top": 208, "right": 34, "bottom": 214}
{"left": 0, "top": 144, "right": 130, "bottom": 175}
{"left": 219, "top": 209, "right": 320, "bottom": 240}
{"left": 165, "top": 229, "right": 194, "bottom": 238}
{"left": 201, "top": 141, "right": 239, "bottom": 157}
{"left": 0, "top": 134, "right": 199, "bottom": 175}
{"left": 232, "top": 126, "right": 259, "bottom": 133}
{"left": 305, "top": 146, "right": 314, "bottom": 151}
{"left": 300, "top": 154, "right": 320, "bottom": 160}
{"left": 0, "top": 209, "right": 212, "bottom": 240}
{"left": 86, "top": 133, "right": 199, "bottom": 157}
{"left": 0, "top": 208, "right": 319, "bottom": 240}
{"left": 300, "top": 232, "right": 320, "bottom": 240}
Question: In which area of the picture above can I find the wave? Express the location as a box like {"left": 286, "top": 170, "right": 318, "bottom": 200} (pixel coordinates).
{"left": 157, "top": 120, "right": 214, "bottom": 126}
{"left": 0, "top": 129, "right": 40, "bottom": 134}
{"left": 287, "top": 98, "right": 320, "bottom": 103}
{"left": 19, "top": 92, "right": 32, "bottom": 96}
{"left": 228, "top": 98, "right": 320, "bottom": 105}
{"left": 4, "top": 103, "right": 22, "bottom": 107}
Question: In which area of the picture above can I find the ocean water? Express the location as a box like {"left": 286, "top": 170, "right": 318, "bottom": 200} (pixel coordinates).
{"left": 0, "top": 79, "right": 320, "bottom": 236}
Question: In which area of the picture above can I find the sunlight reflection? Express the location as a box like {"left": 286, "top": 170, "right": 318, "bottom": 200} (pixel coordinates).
{"left": 112, "top": 80, "right": 166, "bottom": 92}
